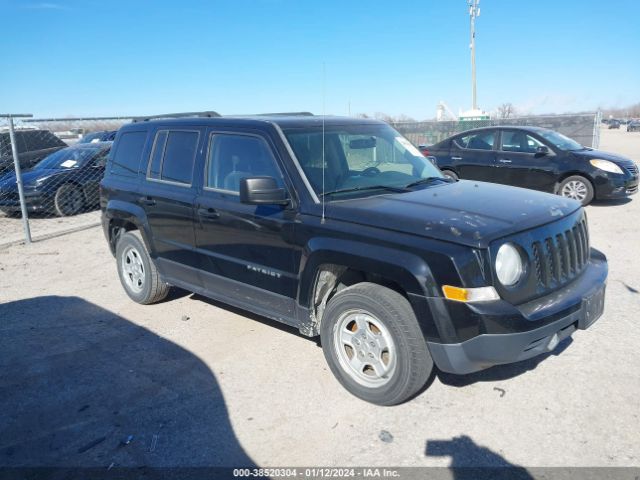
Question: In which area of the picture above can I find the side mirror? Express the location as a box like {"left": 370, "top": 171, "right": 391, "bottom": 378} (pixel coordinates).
{"left": 239, "top": 177, "right": 289, "bottom": 205}
{"left": 535, "top": 146, "right": 549, "bottom": 156}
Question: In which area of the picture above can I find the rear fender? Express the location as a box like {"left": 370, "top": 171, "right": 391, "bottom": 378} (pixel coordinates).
{"left": 104, "top": 199, "right": 155, "bottom": 256}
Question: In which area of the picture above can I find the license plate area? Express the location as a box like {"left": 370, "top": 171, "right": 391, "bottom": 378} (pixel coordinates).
{"left": 580, "top": 284, "right": 606, "bottom": 329}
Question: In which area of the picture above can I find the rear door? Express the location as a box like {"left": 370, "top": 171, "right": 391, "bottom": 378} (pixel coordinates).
{"left": 495, "top": 130, "right": 558, "bottom": 192}
{"left": 193, "top": 129, "right": 298, "bottom": 322}
{"left": 138, "top": 127, "right": 203, "bottom": 282}
{"left": 449, "top": 130, "right": 498, "bottom": 181}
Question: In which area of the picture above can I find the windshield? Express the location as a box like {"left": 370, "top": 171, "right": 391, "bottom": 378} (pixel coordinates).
{"left": 35, "top": 146, "right": 105, "bottom": 170}
{"left": 537, "top": 130, "right": 584, "bottom": 151}
{"left": 284, "top": 124, "right": 443, "bottom": 198}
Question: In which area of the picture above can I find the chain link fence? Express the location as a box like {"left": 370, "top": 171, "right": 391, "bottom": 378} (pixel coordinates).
{"left": 0, "top": 112, "right": 602, "bottom": 247}
{"left": 0, "top": 115, "right": 130, "bottom": 246}
{"left": 391, "top": 112, "right": 600, "bottom": 149}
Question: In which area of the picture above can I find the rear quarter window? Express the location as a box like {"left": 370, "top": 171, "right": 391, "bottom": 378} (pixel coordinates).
{"left": 110, "top": 131, "right": 147, "bottom": 177}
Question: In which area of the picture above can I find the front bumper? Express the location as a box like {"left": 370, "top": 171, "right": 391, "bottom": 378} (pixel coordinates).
{"left": 594, "top": 175, "right": 638, "bottom": 199}
{"left": 427, "top": 249, "right": 608, "bottom": 374}
{"left": 0, "top": 190, "right": 50, "bottom": 212}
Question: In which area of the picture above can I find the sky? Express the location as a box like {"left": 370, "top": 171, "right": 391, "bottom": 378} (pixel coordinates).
{"left": 0, "top": 0, "right": 638, "bottom": 119}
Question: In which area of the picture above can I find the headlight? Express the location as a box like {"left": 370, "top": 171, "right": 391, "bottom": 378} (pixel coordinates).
{"left": 495, "top": 243, "right": 524, "bottom": 286}
{"left": 590, "top": 159, "right": 623, "bottom": 174}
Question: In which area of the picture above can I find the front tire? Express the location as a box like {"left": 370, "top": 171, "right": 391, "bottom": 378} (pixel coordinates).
{"left": 558, "top": 175, "right": 594, "bottom": 205}
{"left": 320, "top": 282, "right": 433, "bottom": 405}
{"left": 54, "top": 184, "right": 85, "bottom": 216}
{"left": 441, "top": 169, "right": 459, "bottom": 181}
{"left": 116, "top": 231, "right": 170, "bottom": 304}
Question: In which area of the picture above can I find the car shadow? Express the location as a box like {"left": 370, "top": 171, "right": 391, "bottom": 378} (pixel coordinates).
{"left": 0, "top": 295, "right": 256, "bottom": 470}
{"left": 589, "top": 198, "right": 632, "bottom": 207}
{"left": 425, "top": 435, "right": 533, "bottom": 479}
{"left": 437, "top": 337, "right": 573, "bottom": 388}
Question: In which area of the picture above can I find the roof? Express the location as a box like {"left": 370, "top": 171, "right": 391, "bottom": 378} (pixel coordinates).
{"left": 66, "top": 141, "right": 112, "bottom": 149}
{"left": 450, "top": 125, "right": 553, "bottom": 135}
{"left": 123, "top": 114, "right": 385, "bottom": 130}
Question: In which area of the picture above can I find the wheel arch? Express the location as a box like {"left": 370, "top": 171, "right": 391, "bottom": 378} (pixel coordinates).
{"left": 104, "top": 199, "right": 154, "bottom": 256}
{"left": 298, "top": 238, "right": 439, "bottom": 338}
{"left": 554, "top": 171, "right": 595, "bottom": 194}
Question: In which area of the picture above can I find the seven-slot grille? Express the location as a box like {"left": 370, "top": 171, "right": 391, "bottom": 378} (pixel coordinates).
{"left": 531, "top": 216, "right": 589, "bottom": 289}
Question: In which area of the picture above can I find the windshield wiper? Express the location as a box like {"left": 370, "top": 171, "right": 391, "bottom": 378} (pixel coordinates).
{"left": 404, "top": 177, "right": 452, "bottom": 188}
{"left": 320, "top": 184, "right": 408, "bottom": 197}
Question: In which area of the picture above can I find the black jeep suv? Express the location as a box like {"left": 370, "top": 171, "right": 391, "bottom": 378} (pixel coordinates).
{"left": 100, "top": 113, "right": 608, "bottom": 405}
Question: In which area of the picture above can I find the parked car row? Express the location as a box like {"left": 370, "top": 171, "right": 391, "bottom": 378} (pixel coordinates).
{"left": 0, "top": 129, "right": 67, "bottom": 177}
{"left": 627, "top": 120, "right": 640, "bottom": 132}
{"left": 0, "top": 142, "right": 111, "bottom": 217}
{"left": 0, "top": 127, "right": 119, "bottom": 217}
{"left": 421, "top": 126, "right": 638, "bottom": 205}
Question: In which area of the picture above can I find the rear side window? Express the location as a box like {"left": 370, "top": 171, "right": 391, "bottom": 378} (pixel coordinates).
{"left": 455, "top": 131, "right": 496, "bottom": 151}
{"left": 147, "top": 130, "right": 198, "bottom": 185}
{"left": 110, "top": 131, "right": 147, "bottom": 177}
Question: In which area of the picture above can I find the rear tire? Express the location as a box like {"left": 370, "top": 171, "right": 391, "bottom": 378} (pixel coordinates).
{"left": 441, "top": 169, "right": 459, "bottom": 181}
{"left": 116, "top": 231, "right": 170, "bottom": 304}
{"left": 320, "top": 282, "right": 433, "bottom": 405}
{"left": 558, "top": 175, "right": 594, "bottom": 206}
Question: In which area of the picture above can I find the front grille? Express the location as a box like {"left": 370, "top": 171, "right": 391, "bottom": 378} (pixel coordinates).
{"left": 624, "top": 163, "right": 639, "bottom": 176}
{"left": 531, "top": 217, "right": 589, "bottom": 289}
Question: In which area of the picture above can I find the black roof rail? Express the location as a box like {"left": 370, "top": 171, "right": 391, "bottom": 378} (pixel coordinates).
{"left": 227, "top": 112, "right": 314, "bottom": 117}
{"left": 254, "top": 112, "right": 314, "bottom": 116}
{"left": 132, "top": 111, "right": 221, "bottom": 122}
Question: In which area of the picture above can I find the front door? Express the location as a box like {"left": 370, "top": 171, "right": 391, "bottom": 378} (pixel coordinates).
{"left": 194, "top": 130, "right": 298, "bottom": 322}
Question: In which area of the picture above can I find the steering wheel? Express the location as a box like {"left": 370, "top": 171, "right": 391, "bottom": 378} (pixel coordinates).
{"left": 362, "top": 167, "right": 381, "bottom": 177}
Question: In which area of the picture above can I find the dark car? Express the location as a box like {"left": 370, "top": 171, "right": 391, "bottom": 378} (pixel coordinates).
{"left": 428, "top": 126, "right": 639, "bottom": 205}
{"left": 100, "top": 113, "right": 607, "bottom": 405}
{"left": 0, "top": 142, "right": 110, "bottom": 217}
{"left": 608, "top": 120, "right": 621, "bottom": 129}
{"left": 78, "top": 130, "right": 118, "bottom": 144}
{"left": 0, "top": 129, "right": 67, "bottom": 176}
{"left": 627, "top": 120, "right": 640, "bottom": 132}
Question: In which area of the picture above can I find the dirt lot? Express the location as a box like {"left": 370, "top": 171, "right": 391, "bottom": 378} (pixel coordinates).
{"left": 1, "top": 128, "right": 639, "bottom": 473}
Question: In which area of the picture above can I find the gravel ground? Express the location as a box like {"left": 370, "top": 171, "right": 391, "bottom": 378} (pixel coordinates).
{"left": 0, "top": 128, "right": 639, "bottom": 473}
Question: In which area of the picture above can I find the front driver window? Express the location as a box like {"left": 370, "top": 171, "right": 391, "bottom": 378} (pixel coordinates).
{"left": 206, "top": 134, "right": 284, "bottom": 193}
{"left": 501, "top": 131, "right": 544, "bottom": 153}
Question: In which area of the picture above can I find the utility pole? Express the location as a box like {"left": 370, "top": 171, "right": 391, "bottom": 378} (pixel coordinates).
{"left": 468, "top": 0, "right": 480, "bottom": 111}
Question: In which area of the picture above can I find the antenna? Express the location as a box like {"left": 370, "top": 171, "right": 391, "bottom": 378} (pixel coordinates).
{"left": 321, "top": 62, "right": 326, "bottom": 224}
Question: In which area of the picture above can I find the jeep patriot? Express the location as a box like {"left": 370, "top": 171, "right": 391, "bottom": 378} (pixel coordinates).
{"left": 100, "top": 113, "right": 608, "bottom": 405}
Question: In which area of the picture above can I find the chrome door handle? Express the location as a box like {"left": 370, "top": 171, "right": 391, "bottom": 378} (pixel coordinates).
{"left": 498, "top": 159, "right": 512, "bottom": 164}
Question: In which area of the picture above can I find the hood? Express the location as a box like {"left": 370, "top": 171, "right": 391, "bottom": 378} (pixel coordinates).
{"left": 326, "top": 180, "right": 581, "bottom": 248}
{"left": 572, "top": 148, "right": 637, "bottom": 166}
{"left": 0, "top": 169, "right": 62, "bottom": 190}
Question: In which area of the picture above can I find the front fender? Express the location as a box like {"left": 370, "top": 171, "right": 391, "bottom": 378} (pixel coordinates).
{"left": 299, "top": 237, "right": 439, "bottom": 305}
